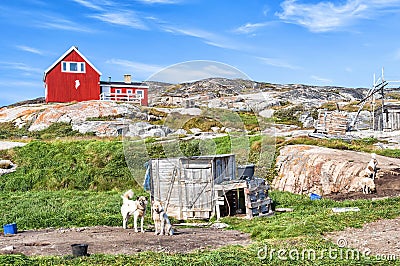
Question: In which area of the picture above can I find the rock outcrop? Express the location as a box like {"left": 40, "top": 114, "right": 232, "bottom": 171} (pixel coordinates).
{"left": 0, "top": 101, "right": 162, "bottom": 137}
{"left": 273, "top": 145, "right": 400, "bottom": 195}
{"left": 28, "top": 101, "right": 146, "bottom": 131}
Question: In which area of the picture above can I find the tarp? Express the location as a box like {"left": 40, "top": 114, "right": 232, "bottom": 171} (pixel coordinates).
{"left": 143, "top": 161, "right": 151, "bottom": 191}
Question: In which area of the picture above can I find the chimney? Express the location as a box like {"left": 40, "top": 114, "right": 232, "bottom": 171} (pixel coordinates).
{"left": 124, "top": 74, "right": 131, "bottom": 84}
{"left": 108, "top": 76, "right": 111, "bottom": 82}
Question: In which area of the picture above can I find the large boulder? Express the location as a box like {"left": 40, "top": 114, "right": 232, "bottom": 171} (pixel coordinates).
{"left": 273, "top": 145, "right": 400, "bottom": 195}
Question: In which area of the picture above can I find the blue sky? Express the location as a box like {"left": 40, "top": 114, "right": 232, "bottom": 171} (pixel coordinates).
{"left": 1, "top": 0, "right": 400, "bottom": 106}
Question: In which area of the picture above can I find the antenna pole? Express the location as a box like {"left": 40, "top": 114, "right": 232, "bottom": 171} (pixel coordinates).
{"left": 381, "top": 67, "right": 385, "bottom": 131}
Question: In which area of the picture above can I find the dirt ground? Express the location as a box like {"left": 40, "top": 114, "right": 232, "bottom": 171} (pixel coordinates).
{"left": 325, "top": 169, "right": 400, "bottom": 259}
{"left": 326, "top": 168, "right": 400, "bottom": 201}
{"left": 0, "top": 226, "right": 251, "bottom": 256}
{"left": 326, "top": 217, "right": 400, "bottom": 259}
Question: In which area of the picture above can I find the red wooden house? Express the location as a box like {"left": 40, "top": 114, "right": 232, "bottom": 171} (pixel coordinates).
{"left": 44, "top": 46, "right": 148, "bottom": 106}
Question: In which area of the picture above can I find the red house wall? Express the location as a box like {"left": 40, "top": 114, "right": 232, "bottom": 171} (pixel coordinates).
{"left": 45, "top": 51, "right": 100, "bottom": 103}
{"left": 110, "top": 87, "right": 148, "bottom": 106}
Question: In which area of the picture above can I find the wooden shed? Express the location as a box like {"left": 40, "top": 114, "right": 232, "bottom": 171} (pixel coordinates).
{"left": 149, "top": 154, "right": 272, "bottom": 220}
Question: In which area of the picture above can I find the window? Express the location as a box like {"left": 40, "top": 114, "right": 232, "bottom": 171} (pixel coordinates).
{"left": 115, "top": 89, "right": 122, "bottom": 94}
{"left": 127, "top": 89, "right": 133, "bottom": 94}
{"left": 70, "top": 63, "right": 78, "bottom": 71}
{"left": 136, "top": 90, "right": 144, "bottom": 99}
{"left": 61, "top": 61, "right": 86, "bottom": 73}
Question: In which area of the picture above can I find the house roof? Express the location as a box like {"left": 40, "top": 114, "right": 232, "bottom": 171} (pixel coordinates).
{"left": 100, "top": 81, "right": 149, "bottom": 88}
{"left": 44, "top": 46, "right": 102, "bottom": 78}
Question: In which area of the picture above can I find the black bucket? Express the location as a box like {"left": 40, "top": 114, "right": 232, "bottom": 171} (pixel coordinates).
{"left": 71, "top": 244, "right": 88, "bottom": 257}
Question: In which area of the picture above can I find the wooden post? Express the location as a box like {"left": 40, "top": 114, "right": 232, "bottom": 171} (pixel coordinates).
{"left": 244, "top": 188, "right": 253, "bottom": 219}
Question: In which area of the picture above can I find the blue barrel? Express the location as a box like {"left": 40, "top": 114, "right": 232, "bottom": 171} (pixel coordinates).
{"left": 3, "top": 223, "right": 17, "bottom": 235}
{"left": 310, "top": 193, "right": 322, "bottom": 200}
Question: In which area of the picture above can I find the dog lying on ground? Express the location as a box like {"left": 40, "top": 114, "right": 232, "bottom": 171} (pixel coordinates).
{"left": 120, "top": 189, "right": 148, "bottom": 232}
{"left": 361, "top": 177, "right": 376, "bottom": 194}
{"left": 152, "top": 200, "right": 174, "bottom": 236}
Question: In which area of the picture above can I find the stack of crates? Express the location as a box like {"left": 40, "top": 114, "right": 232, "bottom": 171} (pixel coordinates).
{"left": 246, "top": 176, "right": 273, "bottom": 217}
{"left": 238, "top": 164, "right": 273, "bottom": 218}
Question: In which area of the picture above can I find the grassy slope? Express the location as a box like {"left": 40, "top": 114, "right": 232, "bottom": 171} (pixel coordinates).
{"left": 0, "top": 140, "right": 135, "bottom": 191}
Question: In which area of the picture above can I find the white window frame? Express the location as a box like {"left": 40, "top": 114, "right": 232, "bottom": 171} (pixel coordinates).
{"left": 127, "top": 89, "right": 133, "bottom": 94}
{"left": 115, "top": 89, "right": 122, "bottom": 94}
{"left": 61, "top": 61, "right": 86, "bottom": 73}
{"left": 136, "top": 90, "right": 144, "bottom": 99}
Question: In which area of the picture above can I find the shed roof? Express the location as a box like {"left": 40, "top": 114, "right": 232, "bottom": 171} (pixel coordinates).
{"left": 44, "top": 46, "right": 102, "bottom": 78}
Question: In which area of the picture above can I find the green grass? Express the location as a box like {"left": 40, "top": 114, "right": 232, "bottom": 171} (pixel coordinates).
{"left": 0, "top": 190, "right": 126, "bottom": 229}
{"left": 1, "top": 244, "right": 397, "bottom": 265}
{"left": 86, "top": 114, "right": 123, "bottom": 121}
{"left": 0, "top": 135, "right": 275, "bottom": 192}
{"left": 237, "top": 111, "right": 260, "bottom": 131}
{"left": 0, "top": 140, "right": 136, "bottom": 191}
{"left": 0, "top": 122, "right": 28, "bottom": 139}
{"left": 223, "top": 191, "right": 400, "bottom": 240}
{"left": 1, "top": 190, "right": 400, "bottom": 265}
{"left": 4, "top": 190, "right": 399, "bottom": 238}
{"left": 0, "top": 122, "right": 93, "bottom": 140}
{"left": 273, "top": 105, "right": 304, "bottom": 127}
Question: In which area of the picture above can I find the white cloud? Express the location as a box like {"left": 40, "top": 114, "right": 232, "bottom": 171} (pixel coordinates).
{"left": 16, "top": 45, "right": 44, "bottom": 55}
{"left": 234, "top": 22, "right": 271, "bottom": 34}
{"left": 71, "top": 0, "right": 149, "bottom": 30}
{"left": 257, "top": 57, "right": 299, "bottom": 70}
{"left": 0, "top": 62, "right": 42, "bottom": 74}
{"left": 162, "top": 25, "right": 246, "bottom": 50}
{"left": 38, "top": 17, "right": 95, "bottom": 32}
{"left": 90, "top": 11, "right": 148, "bottom": 30}
{"left": 3, "top": 80, "right": 43, "bottom": 87}
{"left": 311, "top": 75, "right": 332, "bottom": 83}
{"left": 72, "top": 0, "right": 104, "bottom": 10}
{"left": 276, "top": 0, "right": 400, "bottom": 32}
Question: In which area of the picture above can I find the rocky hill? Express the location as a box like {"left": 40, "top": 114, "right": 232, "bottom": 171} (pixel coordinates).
{"left": 147, "top": 78, "right": 369, "bottom": 108}
{"left": 0, "top": 78, "right": 374, "bottom": 137}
